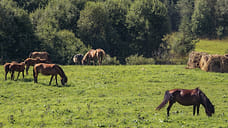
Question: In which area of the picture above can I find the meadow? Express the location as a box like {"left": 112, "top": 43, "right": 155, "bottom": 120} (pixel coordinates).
{"left": 0, "top": 64, "right": 228, "bottom": 127}
{"left": 195, "top": 38, "right": 228, "bottom": 55}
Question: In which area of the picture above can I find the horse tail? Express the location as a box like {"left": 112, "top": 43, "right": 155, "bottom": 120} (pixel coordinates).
{"left": 156, "top": 91, "right": 171, "bottom": 110}
{"left": 29, "top": 52, "right": 33, "bottom": 58}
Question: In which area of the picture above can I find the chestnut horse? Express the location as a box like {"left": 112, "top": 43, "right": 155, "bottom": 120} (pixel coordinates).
{"left": 33, "top": 63, "right": 67, "bottom": 86}
{"left": 82, "top": 49, "right": 105, "bottom": 65}
{"left": 24, "top": 57, "right": 49, "bottom": 75}
{"left": 29, "top": 51, "right": 51, "bottom": 62}
{"left": 9, "top": 62, "right": 25, "bottom": 80}
{"left": 96, "top": 48, "right": 105, "bottom": 65}
{"left": 82, "top": 49, "right": 97, "bottom": 65}
{"left": 73, "top": 54, "right": 84, "bottom": 65}
{"left": 156, "top": 88, "right": 214, "bottom": 117}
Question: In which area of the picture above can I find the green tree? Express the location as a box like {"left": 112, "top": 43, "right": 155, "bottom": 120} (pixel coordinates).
{"left": 191, "top": 0, "right": 216, "bottom": 38}
{"left": 126, "top": 0, "right": 169, "bottom": 57}
{"left": 215, "top": 0, "right": 228, "bottom": 39}
{"left": 0, "top": 0, "right": 39, "bottom": 63}
{"left": 13, "top": 0, "right": 49, "bottom": 13}
{"left": 77, "top": 2, "right": 110, "bottom": 50}
{"left": 30, "top": 0, "right": 88, "bottom": 64}
{"left": 103, "top": 0, "right": 131, "bottom": 63}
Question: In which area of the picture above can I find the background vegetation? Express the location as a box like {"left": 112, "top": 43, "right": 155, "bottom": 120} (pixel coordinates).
{"left": 1, "top": 0, "right": 228, "bottom": 64}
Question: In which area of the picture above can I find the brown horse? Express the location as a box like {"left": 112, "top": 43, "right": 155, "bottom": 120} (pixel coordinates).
{"left": 9, "top": 62, "right": 25, "bottom": 80}
{"left": 29, "top": 51, "right": 51, "bottom": 62}
{"left": 156, "top": 88, "right": 214, "bottom": 117}
{"left": 33, "top": 63, "right": 67, "bottom": 86}
{"left": 82, "top": 49, "right": 105, "bottom": 65}
{"left": 24, "top": 57, "right": 49, "bottom": 75}
{"left": 96, "top": 48, "right": 105, "bottom": 65}
{"left": 82, "top": 49, "right": 97, "bottom": 65}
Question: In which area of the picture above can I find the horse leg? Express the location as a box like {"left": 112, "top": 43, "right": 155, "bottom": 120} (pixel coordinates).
{"left": 26, "top": 65, "right": 29, "bottom": 75}
{"left": 16, "top": 72, "right": 20, "bottom": 80}
{"left": 55, "top": 75, "right": 58, "bottom": 86}
{"left": 33, "top": 70, "right": 38, "bottom": 83}
{"left": 167, "top": 101, "right": 174, "bottom": 116}
{"left": 22, "top": 71, "right": 24, "bottom": 79}
{"left": 193, "top": 105, "right": 196, "bottom": 115}
{"left": 5, "top": 71, "right": 8, "bottom": 80}
{"left": 197, "top": 105, "right": 200, "bottom": 115}
{"left": 49, "top": 75, "right": 54, "bottom": 85}
{"left": 11, "top": 71, "right": 14, "bottom": 80}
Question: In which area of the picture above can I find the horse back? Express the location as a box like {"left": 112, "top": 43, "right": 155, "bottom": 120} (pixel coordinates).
{"left": 34, "top": 63, "right": 59, "bottom": 75}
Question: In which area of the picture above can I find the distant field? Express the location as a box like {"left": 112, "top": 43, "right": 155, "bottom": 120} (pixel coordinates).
{"left": 195, "top": 38, "right": 228, "bottom": 55}
{"left": 0, "top": 65, "right": 228, "bottom": 127}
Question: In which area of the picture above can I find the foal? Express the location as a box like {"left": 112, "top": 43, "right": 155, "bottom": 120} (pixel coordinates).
{"left": 9, "top": 62, "right": 25, "bottom": 80}
{"left": 156, "top": 88, "right": 214, "bottom": 117}
{"left": 24, "top": 57, "right": 48, "bottom": 75}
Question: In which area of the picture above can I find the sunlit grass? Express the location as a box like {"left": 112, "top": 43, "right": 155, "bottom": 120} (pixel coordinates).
{"left": 0, "top": 65, "right": 228, "bottom": 127}
{"left": 195, "top": 38, "right": 228, "bottom": 55}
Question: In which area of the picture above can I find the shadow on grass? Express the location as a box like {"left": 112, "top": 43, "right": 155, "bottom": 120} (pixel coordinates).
{"left": 37, "top": 82, "right": 71, "bottom": 87}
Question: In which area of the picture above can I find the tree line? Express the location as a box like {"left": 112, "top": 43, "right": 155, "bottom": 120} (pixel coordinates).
{"left": 0, "top": 0, "right": 227, "bottom": 64}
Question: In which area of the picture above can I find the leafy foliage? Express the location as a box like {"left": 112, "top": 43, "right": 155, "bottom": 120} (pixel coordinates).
{"left": 0, "top": 0, "right": 39, "bottom": 63}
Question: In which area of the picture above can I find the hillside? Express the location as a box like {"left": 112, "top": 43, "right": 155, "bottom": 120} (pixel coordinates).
{"left": 195, "top": 38, "right": 228, "bottom": 55}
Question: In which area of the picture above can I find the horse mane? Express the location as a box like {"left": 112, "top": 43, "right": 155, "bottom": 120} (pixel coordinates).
{"left": 199, "top": 89, "right": 215, "bottom": 114}
{"left": 55, "top": 65, "right": 67, "bottom": 79}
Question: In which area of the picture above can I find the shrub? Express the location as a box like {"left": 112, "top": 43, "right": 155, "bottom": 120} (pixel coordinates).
{"left": 125, "top": 54, "right": 155, "bottom": 65}
{"left": 102, "top": 54, "right": 120, "bottom": 65}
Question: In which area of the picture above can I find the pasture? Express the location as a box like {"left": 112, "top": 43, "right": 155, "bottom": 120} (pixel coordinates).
{"left": 195, "top": 38, "right": 228, "bottom": 55}
{"left": 0, "top": 65, "right": 228, "bottom": 127}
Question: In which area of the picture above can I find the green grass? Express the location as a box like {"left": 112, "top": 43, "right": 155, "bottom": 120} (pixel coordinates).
{"left": 0, "top": 65, "right": 228, "bottom": 127}
{"left": 195, "top": 38, "right": 228, "bottom": 55}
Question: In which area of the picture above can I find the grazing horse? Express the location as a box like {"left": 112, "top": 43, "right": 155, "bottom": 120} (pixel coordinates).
{"left": 73, "top": 54, "right": 84, "bottom": 65}
{"left": 82, "top": 49, "right": 97, "bottom": 65}
{"left": 33, "top": 63, "right": 67, "bottom": 86}
{"left": 29, "top": 51, "right": 51, "bottom": 63}
{"left": 24, "top": 57, "right": 49, "bottom": 75}
{"left": 9, "top": 62, "right": 25, "bottom": 80}
{"left": 156, "top": 88, "right": 214, "bottom": 117}
{"left": 95, "top": 48, "right": 105, "bottom": 65}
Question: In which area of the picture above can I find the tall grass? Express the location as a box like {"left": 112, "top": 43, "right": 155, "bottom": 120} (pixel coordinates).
{"left": 0, "top": 65, "right": 228, "bottom": 127}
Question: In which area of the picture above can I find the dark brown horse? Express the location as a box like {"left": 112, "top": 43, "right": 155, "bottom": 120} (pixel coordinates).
{"left": 82, "top": 49, "right": 97, "bottom": 65}
{"left": 156, "top": 88, "right": 214, "bottom": 117}
{"left": 29, "top": 51, "right": 51, "bottom": 63}
{"left": 9, "top": 62, "right": 25, "bottom": 80}
{"left": 96, "top": 48, "right": 105, "bottom": 65}
{"left": 24, "top": 57, "right": 49, "bottom": 75}
{"left": 33, "top": 63, "right": 67, "bottom": 86}
{"left": 73, "top": 54, "right": 84, "bottom": 65}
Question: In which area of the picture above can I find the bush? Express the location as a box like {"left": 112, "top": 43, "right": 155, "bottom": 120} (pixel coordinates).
{"left": 102, "top": 54, "right": 120, "bottom": 65}
{"left": 125, "top": 54, "right": 155, "bottom": 65}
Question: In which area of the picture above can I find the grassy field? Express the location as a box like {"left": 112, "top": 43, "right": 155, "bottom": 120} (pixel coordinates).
{"left": 0, "top": 65, "right": 228, "bottom": 127}
{"left": 195, "top": 38, "right": 228, "bottom": 55}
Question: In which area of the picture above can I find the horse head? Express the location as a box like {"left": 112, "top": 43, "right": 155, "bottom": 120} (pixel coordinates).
{"left": 200, "top": 91, "right": 215, "bottom": 116}
{"left": 61, "top": 76, "right": 68, "bottom": 86}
